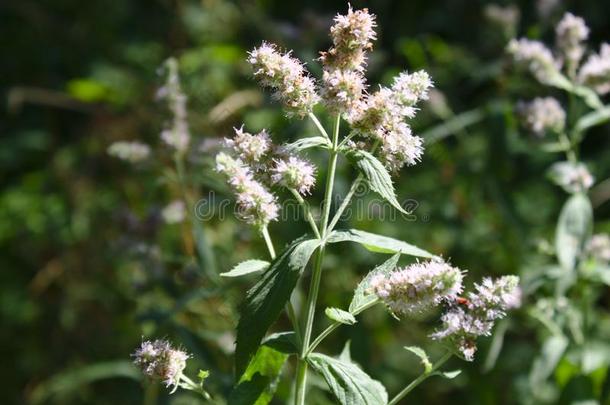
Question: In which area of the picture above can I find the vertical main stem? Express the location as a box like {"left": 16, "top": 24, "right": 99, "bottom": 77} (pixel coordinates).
{"left": 294, "top": 114, "right": 341, "bottom": 405}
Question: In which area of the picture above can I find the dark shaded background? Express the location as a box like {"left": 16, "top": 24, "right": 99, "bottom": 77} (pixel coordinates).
{"left": 2, "top": 0, "right": 610, "bottom": 403}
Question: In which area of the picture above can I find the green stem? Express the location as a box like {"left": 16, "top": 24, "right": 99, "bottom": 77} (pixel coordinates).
{"left": 295, "top": 114, "right": 341, "bottom": 405}
{"left": 261, "top": 226, "right": 276, "bottom": 259}
{"left": 387, "top": 352, "right": 452, "bottom": 405}
{"left": 305, "top": 298, "right": 379, "bottom": 356}
{"left": 289, "top": 188, "right": 321, "bottom": 239}
{"left": 308, "top": 112, "right": 331, "bottom": 140}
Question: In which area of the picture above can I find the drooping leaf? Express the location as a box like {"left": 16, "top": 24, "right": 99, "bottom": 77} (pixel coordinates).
{"left": 344, "top": 149, "right": 407, "bottom": 214}
{"left": 325, "top": 307, "right": 357, "bottom": 325}
{"left": 328, "top": 229, "right": 434, "bottom": 258}
{"left": 283, "top": 136, "right": 331, "bottom": 152}
{"left": 404, "top": 346, "right": 432, "bottom": 374}
{"left": 229, "top": 346, "right": 288, "bottom": 405}
{"left": 308, "top": 353, "right": 388, "bottom": 405}
{"left": 235, "top": 237, "right": 320, "bottom": 376}
{"left": 221, "top": 260, "right": 270, "bottom": 278}
{"left": 349, "top": 253, "right": 400, "bottom": 312}
{"left": 262, "top": 332, "right": 299, "bottom": 355}
{"left": 555, "top": 193, "right": 593, "bottom": 271}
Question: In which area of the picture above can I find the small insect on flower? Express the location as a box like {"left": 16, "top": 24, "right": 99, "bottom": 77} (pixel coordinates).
{"left": 431, "top": 275, "right": 521, "bottom": 361}
{"left": 370, "top": 259, "right": 464, "bottom": 316}
{"left": 132, "top": 339, "right": 189, "bottom": 392}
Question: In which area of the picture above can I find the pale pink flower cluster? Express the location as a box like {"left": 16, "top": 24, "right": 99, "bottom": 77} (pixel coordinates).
{"left": 225, "top": 126, "right": 272, "bottom": 169}
{"left": 216, "top": 152, "right": 279, "bottom": 228}
{"left": 431, "top": 276, "right": 521, "bottom": 361}
{"left": 159, "top": 59, "right": 190, "bottom": 153}
{"left": 555, "top": 12, "right": 589, "bottom": 74}
{"left": 549, "top": 161, "right": 594, "bottom": 193}
{"left": 271, "top": 156, "right": 316, "bottom": 195}
{"left": 517, "top": 97, "right": 566, "bottom": 136}
{"left": 350, "top": 71, "right": 432, "bottom": 171}
{"left": 506, "top": 38, "right": 560, "bottom": 84}
{"left": 320, "top": 6, "right": 376, "bottom": 115}
{"left": 586, "top": 234, "right": 610, "bottom": 263}
{"left": 509, "top": 12, "right": 610, "bottom": 95}
{"left": 108, "top": 141, "right": 151, "bottom": 163}
{"left": 579, "top": 43, "right": 610, "bottom": 94}
{"left": 248, "top": 42, "right": 319, "bottom": 117}
{"left": 132, "top": 339, "right": 189, "bottom": 391}
{"left": 369, "top": 259, "right": 464, "bottom": 315}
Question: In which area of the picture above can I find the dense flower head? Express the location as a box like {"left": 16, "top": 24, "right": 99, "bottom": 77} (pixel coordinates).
{"left": 349, "top": 70, "right": 432, "bottom": 171}
{"left": 517, "top": 97, "right": 566, "bottom": 136}
{"left": 549, "top": 161, "right": 594, "bottom": 193}
{"left": 132, "top": 339, "right": 189, "bottom": 390}
{"left": 391, "top": 71, "right": 433, "bottom": 107}
{"left": 248, "top": 42, "right": 319, "bottom": 117}
{"left": 159, "top": 59, "right": 190, "bottom": 153}
{"left": 431, "top": 276, "right": 521, "bottom": 361}
{"left": 507, "top": 38, "right": 560, "bottom": 84}
{"left": 225, "top": 126, "right": 272, "bottom": 165}
{"left": 555, "top": 12, "right": 589, "bottom": 74}
{"left": 323, "top": 6, "right": 377, "bottom": 71}
{"left": 578, "top": 43, "right": 610, "bottom": 95}
{"left": 216, "top": 152, "right": 279, "bottom": 228}
{"left": 586, "top": 234, "right": 610, "bottom": 263}
{"left": 108, "top": 141, "right": 151, "bottom": 163}
{"left": 320, "top": 68, "right": 367, "bottom": 115}
{"left": 369, "top": 259, "right": 464, "bottom": 316}
{"left": 271, "top": 156, "right": 316, "bottom": 195}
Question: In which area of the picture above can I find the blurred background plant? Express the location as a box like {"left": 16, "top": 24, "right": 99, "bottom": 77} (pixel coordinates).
{"left": 2, "top": 0, "right": 609, "bottom": 404}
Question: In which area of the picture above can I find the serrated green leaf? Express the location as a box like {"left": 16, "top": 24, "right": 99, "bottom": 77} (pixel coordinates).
{"left": 229, "top": 346, "right": 287, "bottom": 405}
{"left": 235, "top": 237, "right": 320, "bottom": 376}
{"left": 344, "top": 149, "right": 407, "bottom": 214}
{"left": 349, "top": 253, "right": 400, "bottom": 312}
{"left": 221, "top": 260, "right": 270, "bottom": 277}
{"left": 555, "top": 193, "right": 593, "bottom": 271}
{"left": 308, "top": 353, "right": 388, "bottom": 405}
{"left": 262, "top": 332, "right": 298, "bottom": 355}
{"left": 328, "top": 229, "right": 434, "bottom": 258}
{"left": 283, "top": 136, "right": 331, "bottom": 152}
{"left": 325, "top": 307, "right": 357, "bottom": 325}
{"left": 404, "top": 346, "right": 432, "bottom": 374}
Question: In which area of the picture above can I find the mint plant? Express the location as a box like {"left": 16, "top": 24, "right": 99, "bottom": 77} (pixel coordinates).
{"left": 508, "top": 11, "right": 610, "bottom": 403}
{"left": 128, "top": 6, "right": 521, "bottom": 404}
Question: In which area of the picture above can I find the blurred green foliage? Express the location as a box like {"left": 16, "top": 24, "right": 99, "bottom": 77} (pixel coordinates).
{"left": 2, "top": 0, "right": 610, "bottom": 404}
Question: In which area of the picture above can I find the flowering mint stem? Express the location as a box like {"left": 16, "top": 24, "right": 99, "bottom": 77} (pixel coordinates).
{"left": 174, "top": 153, "right": 218, "bottom": 283}
{"left": 178, "top": 374, "right": 211, "bottom": 399}
{"left": 387, "top": 352, "right": 452, "bottom": 405}
{"left": 295, "top": 114, "right": 341, "bottom": 405}
{"left": 308, "top": 112, "right": 331, "bottom": 140}
{"left": 289, "top": 188, "right": 321, "bottom": 239}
